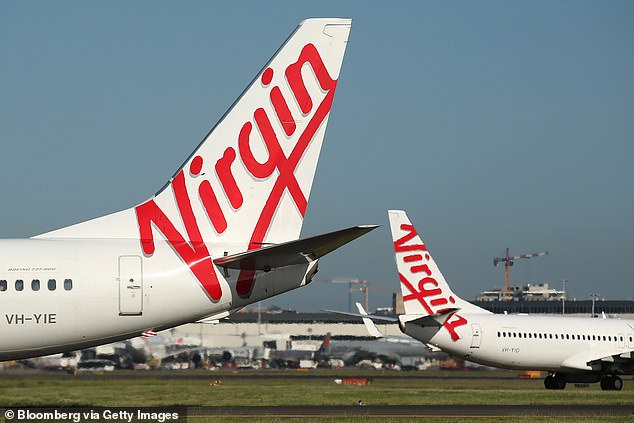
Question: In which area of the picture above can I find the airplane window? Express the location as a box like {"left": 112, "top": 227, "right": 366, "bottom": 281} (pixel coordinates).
{"left": 539, "top": 334, "right": 542, "bottom": 339}
{"left": 555, "top": 334, "right": 558, "bottom": 339}
{"left": 64, "top": 279, "right": 73, "bottom": 291}
{"left": 608, "top": 336, "right": 612, "bottom": 341}
{"left": 0, "top": 280, "right": 6, "bottom": 291}
{"left": 48, "top": 279, "right": 56, "bottom": 291}
{"left": 565, "top": 334, "right": 569, "bottom": 340}
{"left": 603, "top": 336, "right": 606, "bottom": 341}
{"left": 32, "top": 279, "right": 40, "bottom": 291}
{"left": 549, "top": 334, "right": 553, "bottom": 339}
{"left": 513, "top": 333, "right": 517, "bottom": 338}
{"left": 620, "top": 336, "right": 623, "bottom": 342}
{"left": 503, "top": 332, "right": 507, "bottom": 337}
{"left": 497, "top": 331, "right": 500, "bottom": 337}
{"left": 15, "top": 279, "right": 24, "bottom": 291}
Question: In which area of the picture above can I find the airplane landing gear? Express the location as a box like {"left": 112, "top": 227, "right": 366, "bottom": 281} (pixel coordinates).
{"left": 600, "top": 375, "right": 623, "bottom": 391}
{"left": 544, "top": 374, "right": 566, "bottom": 390}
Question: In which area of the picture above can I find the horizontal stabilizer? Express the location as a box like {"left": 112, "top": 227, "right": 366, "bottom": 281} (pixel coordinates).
{"left": 194, "top": 311, "right": 231, "bottom": 324}
{"left": 214, "top": 225, "right": 378, "bottom": 271}
{"left": 404, "top": 308, "right": 460, "bottom": 327}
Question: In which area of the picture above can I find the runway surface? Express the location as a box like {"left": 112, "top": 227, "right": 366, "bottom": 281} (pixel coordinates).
{"left": 188, "top": 405, "right": 634, "bottom": 417}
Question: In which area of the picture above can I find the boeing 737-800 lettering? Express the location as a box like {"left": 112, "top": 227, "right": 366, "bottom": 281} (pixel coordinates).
{"left": 0, "top": 19, "right": 378, "bottom": 361}
{"left": 387, "top": 210, "right": 633, "bottom": 390}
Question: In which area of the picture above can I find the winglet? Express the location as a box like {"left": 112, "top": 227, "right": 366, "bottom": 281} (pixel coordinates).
{"left": 355, "top": 302, "right": 384, "bottom": 338}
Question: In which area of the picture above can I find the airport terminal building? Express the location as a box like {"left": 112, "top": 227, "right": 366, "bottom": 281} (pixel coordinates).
{"left": 173, "top": 299, "right": 634, "bottom": 349}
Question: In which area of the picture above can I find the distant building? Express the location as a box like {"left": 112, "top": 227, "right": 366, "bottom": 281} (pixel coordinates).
{"left": 475, "top": 283, "right": 566, "bottom": 302}
{"left": 473, "top": 299, "right": 634, "bottom": 316}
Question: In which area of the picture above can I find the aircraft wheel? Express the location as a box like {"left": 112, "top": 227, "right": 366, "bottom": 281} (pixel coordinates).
{"left": 600, "top": 375, "right": 623, "bottom": 391}
{"left": 553, "top": 374, "right": 566, "bottom": 390}
{"left": 544, "top": 376, "right": 552, "bottom": 389}
{"left": 613, "top": 376, "right": 623, "bottom": 391}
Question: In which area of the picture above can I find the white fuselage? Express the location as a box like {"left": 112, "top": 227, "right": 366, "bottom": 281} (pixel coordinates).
{"left": 403, "top": 313, "right": 634, "bottom": 373}
{"left": 0, "top": 238, "right": 312, "bottom": 360}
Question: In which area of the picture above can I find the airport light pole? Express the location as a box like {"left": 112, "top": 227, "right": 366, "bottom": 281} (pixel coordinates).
{"left": 590, "top": 293, "right": 599, "bottom": 317}
{"left": 559, "top": 279, "right": 568, "bottom": 315}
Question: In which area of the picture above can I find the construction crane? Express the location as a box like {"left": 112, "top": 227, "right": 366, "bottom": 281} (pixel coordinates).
{"left": 323, "top": 278, "right": 394, "bottom": 312}
{"left": 325, "top": 278, "right": 367, "bottom": 312}
{"left": 348, "top": 282, "right": 394, "bottom": 313}
{"left": 493, "top": 248, "right": 549, "bottom": 301}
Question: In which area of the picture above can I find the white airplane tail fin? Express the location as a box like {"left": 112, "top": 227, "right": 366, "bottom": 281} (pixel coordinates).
{"left": 38, "top": 19, "right": 351, "bottom": 247}
{"left": 35, "top": 19, "right": 352, "bottom": 302}
{"left": 388, "top": 210, "right": 489, "bottom": 337}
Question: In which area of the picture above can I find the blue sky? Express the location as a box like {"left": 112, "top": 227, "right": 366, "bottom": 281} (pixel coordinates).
{"left": 1, "top": 1, "right": 632, "bottom": 312}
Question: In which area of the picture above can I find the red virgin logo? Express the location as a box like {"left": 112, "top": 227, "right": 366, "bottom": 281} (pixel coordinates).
{"left": 394, "top": 223, "right": 468, "bottom": 341}
{"left": 135, "top": 43, "right": 339, "bottom": 301}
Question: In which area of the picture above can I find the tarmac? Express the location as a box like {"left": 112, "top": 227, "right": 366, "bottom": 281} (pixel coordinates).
{"left": 188, "top": 404, "right": 634, "bottom": 417}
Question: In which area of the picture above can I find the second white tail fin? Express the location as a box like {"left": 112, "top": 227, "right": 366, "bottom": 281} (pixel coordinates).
{"left": 388, "top": 210, "right": 489, "bottom": 332}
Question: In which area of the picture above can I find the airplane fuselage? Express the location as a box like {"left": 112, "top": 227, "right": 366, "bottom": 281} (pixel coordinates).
{"left": 403, "top": 313, "right": 634, "bottom": 374}
{"left": 389, "top": 209, "right": 634, "bottom": 390}
{"left": 0, "top": 238, "right": 313, "bottom": 360}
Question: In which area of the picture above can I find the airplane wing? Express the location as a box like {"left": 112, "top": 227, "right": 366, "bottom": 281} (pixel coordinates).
{"left": 559, "top": 349, "right": 633, "bottom": 372}
{"left": 214, "top": 225, "right": 378, "bottom": 271}
{"left": 587, "top": 350, "right": 633, "bottom": 370}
